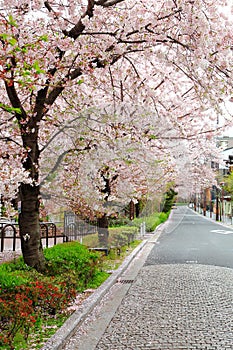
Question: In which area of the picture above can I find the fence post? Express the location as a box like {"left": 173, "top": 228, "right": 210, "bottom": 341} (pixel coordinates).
{"left": 1, "top": 228, "right": 4, "bottom": 252}
{"left": 1, "top": 224, "right": 18, "bottom": 252}
{"left": 140, "top": 222, "right": 146, "bottom": 237}
{"left": 51, "top": 223, "right": 57, "bottom": 246}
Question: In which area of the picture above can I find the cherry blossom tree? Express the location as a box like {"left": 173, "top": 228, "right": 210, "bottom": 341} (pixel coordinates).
{"left": 38, "top": 104, "right": 176, "bottom": 244}
{"left": 0, "top": 0, "right": 232, "bottom": 270}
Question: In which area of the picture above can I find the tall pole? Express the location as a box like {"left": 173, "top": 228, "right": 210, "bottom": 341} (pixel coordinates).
{"left": 203, "top": 189, "right": 206, "bottom": 216}
{"left": 216, "top": 189, "right": 219, "bottom": 221}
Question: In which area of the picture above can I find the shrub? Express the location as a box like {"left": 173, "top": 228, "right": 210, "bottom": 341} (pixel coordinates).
{"left": 0, "top": 290, "right": 36, "bottom": 348}
{"left": 108, "top": 216, "right": 131, "bottom": 227}
{"left": 0, "top": 257, "right": 33, "bottom": 273}
{"left": 132, "top": 211, "right": 169, "bottom": 232}
{"left": 44, "top": 242, "right": 102, "bottom": 290}
{"left": 159, "top": 211, "right": 169, "bottom": 223}
{"left": 0, "top": 241, "right": 107, "bottom": 348}
{"left": 0, "top": 271, "right": 27, "bottom": 291}
{"left": 0, "top": 277, "right": 77, "bottom": 349}
{"left": 108, "top": 226, "right": 138, "bottom": 247}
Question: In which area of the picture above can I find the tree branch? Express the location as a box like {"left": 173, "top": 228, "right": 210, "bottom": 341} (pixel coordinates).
{"left": 40, "top": 115, "right": 83, "bottom": 153}
{"left": 0, "top": 136, "right": 22, "bottom": 148}
{"left": 33, "top": 86, "right": 49, "bottom": 121}
{"left": 40, "top": 145, "right": 93, "bottom": 186}
{"left": 83, "top": 0, "right": 95, "bottom": 18}
{"left": 45, "top": 67, "right": 82, "bottom": 106}
{"left": 95, "top": 0, "right": 125, "bottom": 6}
{"left": 4, "top": 81, "right": 27, "bottom": 121}
{"left": 63, "top": 19, "right": 85, "bottom": 40}
{"left": 157, "top": 7, "right": 182, "bottom": 21}
{"left": 167, "top": 35, "right": 190, "bottom": 50}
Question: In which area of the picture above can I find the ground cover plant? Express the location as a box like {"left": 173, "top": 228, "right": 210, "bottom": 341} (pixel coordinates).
{"left": 0, "top": 242, "right": 107, "bottom": 350}
{"left": 0, "top": 238, "right": 141, "bottom": 350}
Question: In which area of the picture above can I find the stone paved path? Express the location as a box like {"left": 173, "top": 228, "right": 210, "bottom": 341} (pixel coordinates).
{"left": 95, "top": 264, "right": 233, "bottom": 350}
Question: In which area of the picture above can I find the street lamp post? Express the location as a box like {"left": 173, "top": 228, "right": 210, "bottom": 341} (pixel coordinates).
{"left": 203, "top": 189, "right": 206, "bottom": 216}
{"left": 216, "top": 191, "right": 219, "bottom": 221}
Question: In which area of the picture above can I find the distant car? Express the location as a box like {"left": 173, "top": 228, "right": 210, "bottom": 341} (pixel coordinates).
{"left": 171, "top": 204, "right": 177, "bottom": 209}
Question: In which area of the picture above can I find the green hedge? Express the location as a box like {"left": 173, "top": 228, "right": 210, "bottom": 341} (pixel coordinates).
{"left": 108, "top": 226, "right": 138, "bottom": 247}
{"left": 132, "top": 211, "right": 169, "bottom": 232}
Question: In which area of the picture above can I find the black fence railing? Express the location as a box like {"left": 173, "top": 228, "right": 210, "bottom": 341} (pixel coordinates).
{"left": 64, "top": 211, "right": 97, "bottom": 241}
{"left": 0, "top": 222, "right": 67, "bottom": 252}
{"left": 0, "top": 224, "right": 18, "bottom": 252}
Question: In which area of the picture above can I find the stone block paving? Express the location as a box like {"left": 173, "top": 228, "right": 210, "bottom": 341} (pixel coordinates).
{"left": 95, "top": 264, "right": 233, "bottom": 350}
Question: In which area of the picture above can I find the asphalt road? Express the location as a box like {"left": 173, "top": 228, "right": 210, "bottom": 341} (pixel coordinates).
{"left": 146, "top": 206, "right": 233, "bottom": 268}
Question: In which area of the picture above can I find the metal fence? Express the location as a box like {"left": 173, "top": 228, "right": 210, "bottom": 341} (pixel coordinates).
{"left": 0, "top": 212, "right": 98, "bottom": 252}
{"left": 0, "top": 222, "right": 67, "bottom": 252}
{"left": 64, "top": 211, "right": 97, "bottom": 242}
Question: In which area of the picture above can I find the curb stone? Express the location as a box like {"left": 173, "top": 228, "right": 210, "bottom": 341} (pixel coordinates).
{"left": 40, "top": 226, "right": 163, "bottom": 350}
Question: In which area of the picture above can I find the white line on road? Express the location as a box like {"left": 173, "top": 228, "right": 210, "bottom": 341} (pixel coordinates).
{"left": 210, "top": 229, "right": 233, "bottom": 235}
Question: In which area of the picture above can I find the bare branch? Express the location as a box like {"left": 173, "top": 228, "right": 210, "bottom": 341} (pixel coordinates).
{"left": 124, "top": 56, "right": 140, "bottom": 78}
{"left": 4, "top": 81, "right": 27, "bottom": 121}
{"left": 109, "top": 67, "right": 117, "bottom": 112}
{"left": 167, "top": 35, "right": 190, "bottom": 50}
{"left": 0, "top": 136, "right": 22, "bottom": 148}
{"left": 157, "top": 7, "right": 182, "bottom": 21}
{"left": 83, "top": 0, "right": 95, "bottom": 18}
{"left": 33, "top": 86, "right": 49, "bottom": 120}
{"left": 40, "top": 145, "right": 93, "bottom": 186}
{"left": 63, "top": 19, "right": 85, "bottom": 40}
{"left": 40, "top": 115, "right": 83, "bottom": 153}
{"left": 95, "top": 0, "right": 125, "bottom": 6}
{"left": 45, "top": 67, "right": 82, "bottom": 106}
{"left": 62, "top": 0, "right": 95, "bottom": 39}
{"left": 44, "top": 1, "right": 52, "bottom": 12}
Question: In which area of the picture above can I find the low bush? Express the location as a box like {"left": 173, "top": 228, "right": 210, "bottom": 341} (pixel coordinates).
{"left": 44, "top": 242, "right": 102, "bottom": 290}
{"left": 108, "top": 226, "right": 138, "bottom": 247}
{"left": 82, "top": 211, "right": 169, "bottom": 248}
{"left": 132, "top": 211, "right": 169, "bottom": 232}
{"left": 0, "top": 242, "right": 107, "bottom": 350}
{"left": 0, "top": 270, "right": 27, "bottom": 291}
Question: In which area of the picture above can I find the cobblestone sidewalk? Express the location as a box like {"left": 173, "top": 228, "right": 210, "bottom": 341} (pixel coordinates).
{"left": 94, "top": 264, "right": 233, "bottom": 350}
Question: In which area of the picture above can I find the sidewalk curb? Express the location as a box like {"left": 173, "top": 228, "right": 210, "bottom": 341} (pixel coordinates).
{"left": 40, "top": 225, "right": 164, "bottom": 350}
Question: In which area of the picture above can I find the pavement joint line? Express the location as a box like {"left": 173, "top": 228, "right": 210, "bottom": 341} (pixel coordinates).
{"left": 40, "top": 223, "right": 165, "bottom": 350}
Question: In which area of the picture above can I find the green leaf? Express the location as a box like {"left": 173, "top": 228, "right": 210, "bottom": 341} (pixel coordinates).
{"left": 0, "top": 33, "right": 8, "bottom": 40}
{"left": 77, "top": 79, "right": 84, "bottom": 85}
{"left": 148, "top": 134, "right": 157, "bottom": 140}
{"left": 8, "top": 37, "right": 17, "bottom": 46}
{"left": 32, "top": 61, "right": 45, "bottom": 74}
{"left": 8, "top": 14, "right": 18, "bottom": 27}
{"left": 0, "top": 103, "right": 22, "bottom": 114}
{"left": 39, "top": 34, "right": 49, "bottom": 42}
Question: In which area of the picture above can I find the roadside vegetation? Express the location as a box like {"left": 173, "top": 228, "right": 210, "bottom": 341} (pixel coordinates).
{"left": 0, "top": 211, "right": 169, "bottom": 350}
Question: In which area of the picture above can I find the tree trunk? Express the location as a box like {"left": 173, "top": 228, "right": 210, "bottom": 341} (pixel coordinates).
{"left": 5, "top": 78, "right": 50, "bottom": 272}
{"left": 129, "top": 200, "right": 135, "bottom": 220}
{"left": 19, "top": 124, "right": 46, "bottom": 272}
{"left": 19, "top": 183, "right": 46, "bottom": 271}
{"left": 97, "top": 215, "right": 109, "bottom": 247}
